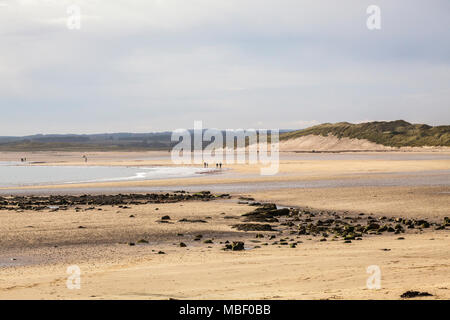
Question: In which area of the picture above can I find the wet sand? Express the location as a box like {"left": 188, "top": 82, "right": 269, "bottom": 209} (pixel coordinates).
{"left": 0, "top": 151, "right": 449, "bottom": 299}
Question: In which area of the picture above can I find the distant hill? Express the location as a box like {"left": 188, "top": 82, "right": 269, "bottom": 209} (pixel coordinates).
{"left": 0, "top": 130, "right": 293, "bottom": 151}
{"left": 280, "top": 120, "right": 450, "bottom": 147}
{"left": 0, "top": 132, "right": 175, "bottom": 151}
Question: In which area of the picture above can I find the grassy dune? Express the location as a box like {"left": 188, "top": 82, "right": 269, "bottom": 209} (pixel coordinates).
{"left": 281, "top": 120, "right": 450, "bottom": 147}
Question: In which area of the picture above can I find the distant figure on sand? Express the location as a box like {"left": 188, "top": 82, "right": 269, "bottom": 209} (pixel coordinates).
{"left": 83, "top": 155, "right": 87, "bottom": 163}
{"left": 219, "top": 162, "right": 222, "bottom": 169}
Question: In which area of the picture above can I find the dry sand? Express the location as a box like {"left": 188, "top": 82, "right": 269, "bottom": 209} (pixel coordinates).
{"left": 0, "top": 199, "right": 448, "bottom": 300}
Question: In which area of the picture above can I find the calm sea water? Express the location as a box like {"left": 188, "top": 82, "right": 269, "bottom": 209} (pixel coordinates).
{"left": 0, "top": 162, "right": 209, "bottom": 187}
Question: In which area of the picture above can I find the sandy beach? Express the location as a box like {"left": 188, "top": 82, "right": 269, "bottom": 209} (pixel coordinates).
{"left": 0, "top": 151, "right": 449, "bottom": 300}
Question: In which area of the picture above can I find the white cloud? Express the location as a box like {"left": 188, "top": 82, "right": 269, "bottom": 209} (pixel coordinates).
{"left": 0, "top": 0, "right": 449, "bottom": 135}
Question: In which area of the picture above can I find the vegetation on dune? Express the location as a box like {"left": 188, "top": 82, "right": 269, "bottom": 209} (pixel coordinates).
{"left": 280, "top": 120, "right": 450, "bottom": 147}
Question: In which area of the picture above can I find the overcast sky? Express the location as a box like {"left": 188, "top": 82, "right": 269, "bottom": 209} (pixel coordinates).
{"left": 0, "top": 0, "right": 449, "bottom": 135}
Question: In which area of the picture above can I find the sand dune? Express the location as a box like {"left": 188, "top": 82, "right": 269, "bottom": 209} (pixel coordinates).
{"left": 279, "top": 134, "right": 450, "bottom": 152}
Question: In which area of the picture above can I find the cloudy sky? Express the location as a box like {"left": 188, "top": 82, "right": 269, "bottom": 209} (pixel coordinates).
{"left": 0, "top": 0, "right": 449, "bottom": 135}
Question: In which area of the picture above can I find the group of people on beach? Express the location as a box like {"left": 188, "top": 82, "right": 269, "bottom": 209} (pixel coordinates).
{"left": 203, "top": 162, "right": 222, "bottom": 169}
{"left": 20, "top": 157, "right": 27, "bottom": 162}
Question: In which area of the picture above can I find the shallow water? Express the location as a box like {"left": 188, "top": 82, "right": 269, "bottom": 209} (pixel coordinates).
{"left": 0, "top": 162, "right": 211, "bottom": 187}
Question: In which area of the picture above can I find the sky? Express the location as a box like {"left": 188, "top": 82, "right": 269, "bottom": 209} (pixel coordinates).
{"left": 0, "top": 0, "right": 449, "bottom": 135}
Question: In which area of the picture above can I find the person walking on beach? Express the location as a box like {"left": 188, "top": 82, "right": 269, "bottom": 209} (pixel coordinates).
{"left": 219, "top": 162, "right": 222, "bottom": 169}
{"left": 83, "top": 155, "right": 87, "bottom": 163}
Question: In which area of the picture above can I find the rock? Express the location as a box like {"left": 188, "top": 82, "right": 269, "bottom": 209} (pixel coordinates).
{"left": 400, "top": 291, "right": 432, "bottom": 298}
{"left": 179, "top": 242, "right": 187, "bottom": 247}
{"left": 0, "top": 192, "right": 220, "bottom": 212}
{"left": 232, "top": 223, "right": 274, "bottom": 231}
{"left": 365, "top": 223, "right": 380, "bottom": 231}
{"left": 128, "top": 242, "right": 135, "bottom": 246}
{"left": 444, "top": 217, "right": 450, "bottom": 226}
{"left": 224, "top": 241, "right": 245, "bottom": 251}
{"left": 232, "top": 242, "right": 245, "bottom": 250}
{"left": 223, "top": 216, "right": 239, "bottom": 219}
{"left": 249, "top": 202, "right": 262, "bottom": 206}
{"left": 344, "top": 234, "right": 355, "bottom": 240}
{"left": 415, "top": 220, "right": 430, "bottom": 228}
{"left": 239, "top": 196, "right": 255, "bottom": 201}
{"left": 157, "top": 251, "right": 165, "bottom": 254}
{"left": 161, "top": 215, "right": 171, "bottom": 220}
{"left": 137, "top": 239, "right": 148, "bottom": 244}
{"left": 241, "top": 204, "right": 287, "bottom": 222}
{"left": 178, "top": 218, "right": 207, "bottom": 223}
{"left": 203, "top": 239, "right": 213, "bottom": 244}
